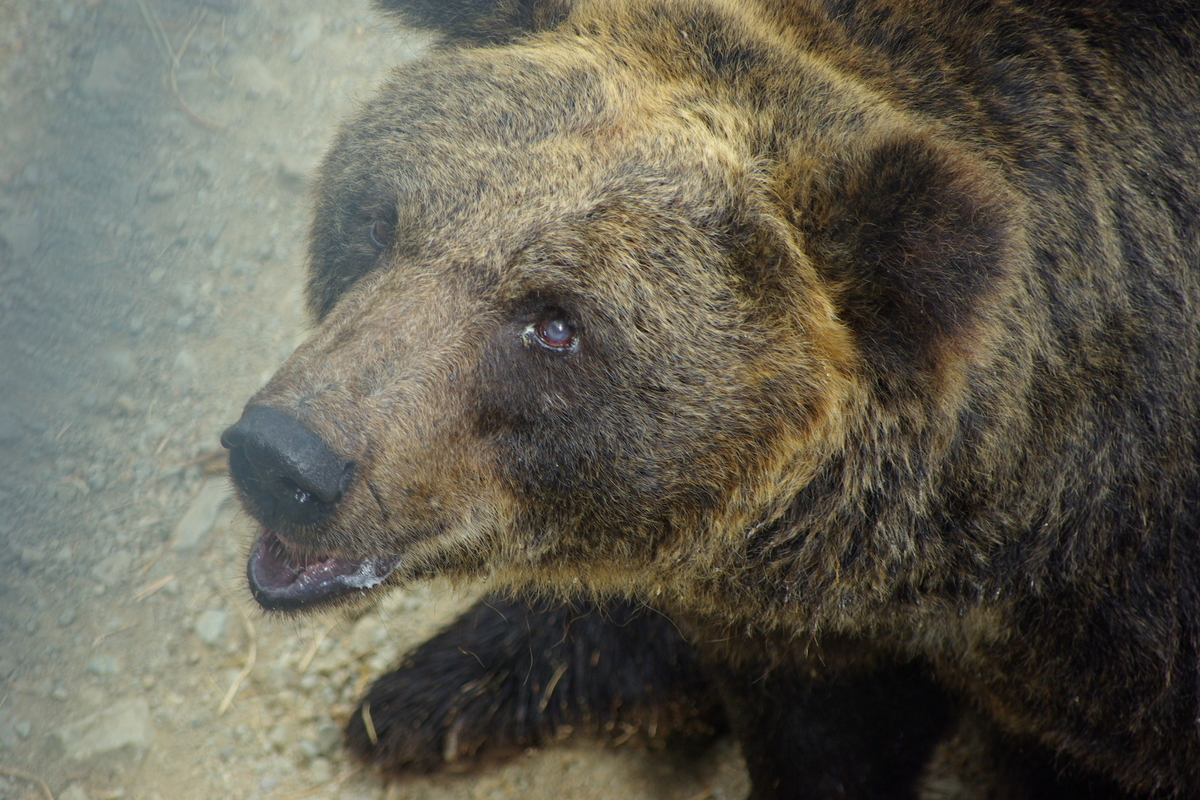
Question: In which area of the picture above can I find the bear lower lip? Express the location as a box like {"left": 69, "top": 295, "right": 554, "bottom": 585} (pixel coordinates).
{"left": 247, "top": 527, "right": 399, "bottom": 612}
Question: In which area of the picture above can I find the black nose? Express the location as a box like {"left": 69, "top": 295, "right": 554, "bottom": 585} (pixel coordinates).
{"left": 221, "top": 406, "right": 356, "bottom": 527}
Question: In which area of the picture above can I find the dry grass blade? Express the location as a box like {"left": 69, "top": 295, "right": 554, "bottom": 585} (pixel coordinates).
{"left": 133, "top": 573, "right": 176, "bottom": 601}
{"left": 297, "top": 618, "right": 341, "bottom": 674}
{"left": 93, "top": 621, "right": 139, "bottom": 647}
{"left": 216, "top": 584, "right": 257, "bottom": 716}
{"left": 135, "top": 0, "right": 227, "bottom": 131}
{"left": 0, "top": 766, "right": 55, "bottom": 800}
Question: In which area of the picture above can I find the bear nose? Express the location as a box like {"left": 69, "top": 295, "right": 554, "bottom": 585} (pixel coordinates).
{"left": 221, "top": 406, "right": 356, "bottom": 526}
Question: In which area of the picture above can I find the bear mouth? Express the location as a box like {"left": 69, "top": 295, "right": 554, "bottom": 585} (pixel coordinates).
{"left": 247, "top": 527, "right": 400, "bottom": 612}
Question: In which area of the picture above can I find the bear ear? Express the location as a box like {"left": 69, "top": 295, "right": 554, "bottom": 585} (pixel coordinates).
{"left": 788, "top": 128, "right": 1019, "bottom": 381}
{"left": 375, "top": 0, "right": 574, "bottom": 42}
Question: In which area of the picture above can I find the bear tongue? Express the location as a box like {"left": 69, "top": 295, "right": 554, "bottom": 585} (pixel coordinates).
{"left": 247, "top": 527, "right": 398, "bottom": 612}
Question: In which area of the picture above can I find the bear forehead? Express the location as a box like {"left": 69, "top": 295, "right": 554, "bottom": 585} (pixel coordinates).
{"left": 305, "top": 44, "right": 765, "bottom": 314}
{"left": 335, "top": 45, "right": 749, "bottom": 200}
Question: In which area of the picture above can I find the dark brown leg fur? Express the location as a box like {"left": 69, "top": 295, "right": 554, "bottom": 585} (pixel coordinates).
{"left": 711, "top": 660, "right": 955, "bottom": 800}
{"left": 345, "top": 595, "right": 722, "bottom": 773}
{"left": 348, "top": 598, "right": 1161, "bottom": 798}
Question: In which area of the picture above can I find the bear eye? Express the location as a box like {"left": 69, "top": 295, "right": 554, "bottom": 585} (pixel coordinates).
{"left": 522, "top": 316, "right": 577, "bottom": 353}
{"left": 368, "top": 219, "right": 391, "bottom": 250}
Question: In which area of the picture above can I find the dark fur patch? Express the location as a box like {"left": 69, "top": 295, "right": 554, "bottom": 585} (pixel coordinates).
{"left": 345, "top": 595, "right": 721, "bottom": 771}
{"left": 795, "top": 131, "right": 1014, "bottom": 379}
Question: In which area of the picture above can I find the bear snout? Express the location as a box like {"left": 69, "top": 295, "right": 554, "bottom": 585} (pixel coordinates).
{"left": 221, "top": 405, "right": 357, "bottom": 528}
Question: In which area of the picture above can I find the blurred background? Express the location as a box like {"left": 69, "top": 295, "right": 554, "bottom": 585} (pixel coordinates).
{"left": 0, "top": 0, "right": 745, "bottom": 797}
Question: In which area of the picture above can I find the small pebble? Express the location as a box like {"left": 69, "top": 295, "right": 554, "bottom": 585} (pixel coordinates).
{"left": 147, "top": 178, "right": 179, "bottom": 201}
{"left": 310, "top": 757, "right": 332, "bottom": 783}
{"left": 19, "top": 546, "right": 44, "bottom": 565}
{"left": 314, "top": 721, "right": 341, "bottom": 756}
{"left": 114, "top": 394, "right": 139, "bottom": 415}
{"left": 87, "top": 655, "right": 121, "bottom": 676}
{"left": 195, "top": 609, "right": 229, "bottom": 646}
{"left": 59, "top": 785, "right": 90, "bottom": 800}
{"left": 268, "top": 724, "right": 289, "bottom": 751}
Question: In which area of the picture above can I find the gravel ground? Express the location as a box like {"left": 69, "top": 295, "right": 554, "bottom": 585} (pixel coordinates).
{"left": 0, "top": 0, "right": 748, "bottom": 798}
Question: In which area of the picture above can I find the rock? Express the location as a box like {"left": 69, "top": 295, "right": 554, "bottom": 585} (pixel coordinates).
{"left": 146, "top": 178, "right": 179, "bottom": 202}
{"left": 54, "top": 696, "right": 154, "bottom": 768}
{"left": 199, "top": 0, "right": 241, "bottom": 11}
{"left": 231, "top": 56, "right": 284, "bottom": 100}
{"left": 91, "top": 551, "right": 132, "bottom": 586}
{"left": 113, "top": 393, "right": 139, "bottom": 415}
{"left": 105, "top": 351, "right": 137, "bottom": 382}
{"left": 80, "top": 687, "right": 108, "bottom": 709}
{"left": 314, "top": 720, "right": 341, "bottom": 756}
{"left": 310, "top": 756, "right": 332, "bottom": 783}
{"left": 18, "top": 545, "right": 44, "bottom": 566}
{"left": 347, "top": 613, "right": 388, "bottom": 657}
{"left": 195, "top": 609, "right": 229, "bottom": 646}
{"left": 196, "top": 156, "right": 218, "bottom": 180}
{"left": 172, "top": 478, "right": 231, "bottom": 551}
{"left": 289, "top": 13, "right": 323, "bottom": 61}
{"left": 86, "top": 655, "right": 121, "bottom": 676}
{"left": 277, "top": 154, "right": 316, "bottom": 192}
{"left": 0, "top": 407, "right": 22, "bottom": 443}
{"left": 173, "top": 348, "right": 198, "bottom": 375}
{"left": 82, "top": 45, "right": 136, "bottom": 99}
{"left": 268, "top": 724, "right": 289, "bottom": 751}
{"left": 0, "top": 210, "right": 42, "bottom": 260}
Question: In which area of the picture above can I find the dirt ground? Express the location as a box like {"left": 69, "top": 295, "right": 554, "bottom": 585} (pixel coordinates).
{"left": 0, "top": 1, "right": 749, "bottom": 798}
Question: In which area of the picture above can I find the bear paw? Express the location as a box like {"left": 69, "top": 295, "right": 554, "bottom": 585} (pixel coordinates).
{"left": 345, "top": 594, "right": 721, "bottom": 773}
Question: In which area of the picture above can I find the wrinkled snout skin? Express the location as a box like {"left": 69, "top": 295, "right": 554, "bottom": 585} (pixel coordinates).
{"left": 224, "top": 0, "right": 1200, "bottom": 795}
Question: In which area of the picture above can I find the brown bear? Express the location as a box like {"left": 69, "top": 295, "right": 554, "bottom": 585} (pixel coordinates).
{"left": 220, "top": 0, "right": 1200, "bottom": 797}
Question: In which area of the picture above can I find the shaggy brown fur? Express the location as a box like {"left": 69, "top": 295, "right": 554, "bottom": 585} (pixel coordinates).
{"left": 222, "top": 1, "right": 1200, "bottom": 797}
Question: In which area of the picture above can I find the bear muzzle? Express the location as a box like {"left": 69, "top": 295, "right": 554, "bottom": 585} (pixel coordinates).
{"left": 222, "top": 406, "right": 399, "bottom": 611}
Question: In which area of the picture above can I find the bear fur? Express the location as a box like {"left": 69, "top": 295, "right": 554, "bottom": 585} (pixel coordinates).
{"left": 221, "top": 0, "right": 1200, "bottom": 797}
